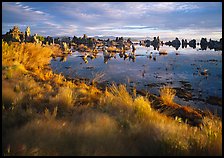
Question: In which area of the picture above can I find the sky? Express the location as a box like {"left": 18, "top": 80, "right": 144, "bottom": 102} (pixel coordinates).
{"left": 2, "top": 2, "right": 222, "bottom": 40}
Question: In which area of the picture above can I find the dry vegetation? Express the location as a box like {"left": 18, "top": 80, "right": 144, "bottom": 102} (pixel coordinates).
{"left": 160, "top": 85, "right": 176, "bottom": 106}
{"left": 2, "top": 41, "right": 222, "bottom": 156}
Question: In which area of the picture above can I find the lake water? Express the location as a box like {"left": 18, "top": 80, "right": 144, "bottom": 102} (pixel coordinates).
{"left": 51, "top": 44, "right": 222, "bottom": 116}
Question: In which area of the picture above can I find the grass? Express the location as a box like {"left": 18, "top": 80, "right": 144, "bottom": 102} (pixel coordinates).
{"left": 49, "top": 86, "right": 75, "bottom": 112}
{"left": 2, "top": 41, "right": 56, "bottom": 70}
{"left": 2, "top": 42, "right": 222, "bottom": 156}
{"left": 160, "top": 85, "right": 176, "bottom": 106}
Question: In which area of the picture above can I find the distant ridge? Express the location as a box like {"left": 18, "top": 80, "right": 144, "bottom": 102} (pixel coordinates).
{"left": 93, "top": 35, "right": 116, "bottom": 40}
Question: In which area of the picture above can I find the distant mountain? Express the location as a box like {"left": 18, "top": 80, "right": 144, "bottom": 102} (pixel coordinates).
{"left": 92, "top": 36, "right": 147, "bottom": 41}
{"left": 93, "top": 35, "right": 116, "bottom": 40}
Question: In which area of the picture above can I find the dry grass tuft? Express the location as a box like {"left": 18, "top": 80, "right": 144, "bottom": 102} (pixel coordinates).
{"left": 133, "top": 96, "right": 151, "bottom": 121}
{"left": 50, "top": 87, "right": 75, "bottom": 110}
{"left": 160, "top": 86, "right": 176, "bottom": 105}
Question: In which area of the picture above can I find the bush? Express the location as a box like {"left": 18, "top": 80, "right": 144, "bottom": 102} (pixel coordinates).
{"left": 2, "top": 41, "right": 53, "bottom": 70}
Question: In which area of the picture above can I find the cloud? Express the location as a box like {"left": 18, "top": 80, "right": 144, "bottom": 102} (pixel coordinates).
{"left": 146, "top": 2, "right": 199, "bottom": 13}
{"left": 2, "top": 2, "right": 222, "bottom": 39}
{"left": 2, "top": 2, "right": 50, "bottom": 23}
{"left": 35, "top": 11, "right": 44, "bottom": 14}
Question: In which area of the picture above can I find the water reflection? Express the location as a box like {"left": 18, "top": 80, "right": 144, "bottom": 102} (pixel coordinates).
{"left": 60, "top": 55, "right": 68, "bottom": 62}
{"left": 103, "top": 53, "right": 116, "bottom": 64}
{"left": 59, "top": 41, "right": 221, "bottom": 66}
{"left": 129, "top": 50, "right": 136, "bottom": 62}
{"left": 51, "top": 44, "right": 222, "bottom": 115}
{"left": 146, "top": 37, "right": 221, "bottom": 51}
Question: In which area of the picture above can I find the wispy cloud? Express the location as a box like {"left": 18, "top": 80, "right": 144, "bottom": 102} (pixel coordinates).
{"left": 2, "top": 2, "right": 222, "bottom": 39}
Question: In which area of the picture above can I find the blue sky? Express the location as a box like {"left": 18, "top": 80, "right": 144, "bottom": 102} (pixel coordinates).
{"left": 2, "top": 2, "right": 222, "bottom": 40}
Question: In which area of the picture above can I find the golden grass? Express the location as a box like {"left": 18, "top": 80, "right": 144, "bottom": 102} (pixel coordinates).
{"left": 2, "top": 41, "right": 54, "bottom": 70}
{"left": 2, "top": 42, "right": 222, "bottom": 156}
{"left": 49, "top": 87, "right": 75, "bottom": 110}
{"left": 2, "top": 81, "right": 20, "bottom": 109}
{"left": 160, "top": 86, "right": 176, "bottom": 105}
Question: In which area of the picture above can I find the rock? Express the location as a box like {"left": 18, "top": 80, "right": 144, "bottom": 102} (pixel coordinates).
{"left": 2, "top": 26, "right": 24, "bottom": 42}
{"left": 159, "top": 49, "right": 168, "bottom": 55}
{"left": 171, "top": 37, "right": 181, "bottom": 50}
{"left": 200, "top": 38, "right": 208, "bottom": 50}
{"left": 151, "top": 36, "right": 160, "bottom": 50}
{"left": 188, "top": 39, "right": 196, "bottom": 48}
{"left": 33, "top": 33, "right": 39, "bottom": 43}
{"left": 200, "top": 69, "right": 208, "bottom": 76}
{"left": 182, "top": 39, "right": 187, "bottom": 48}
{"left": 208, "top": 38, "right": 222, "bottom": 51}
{"left": 144, "top": 39, "right": 150, "bottom": 47}
{"left": 25, "top": 26, "right": 31, "bottom": 42}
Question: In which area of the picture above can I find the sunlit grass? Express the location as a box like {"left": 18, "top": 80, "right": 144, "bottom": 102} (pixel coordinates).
{"left": 2, "top": 41, "right": 54, "bottom": 70}
{"left": 2, "top": 42, "right": 222, "bottom": 156}
{"left": 49, "top": 87, "right": 75, "bottom": 110}
{"left": 160, "top": 86, "right": 176, "bottom": 105}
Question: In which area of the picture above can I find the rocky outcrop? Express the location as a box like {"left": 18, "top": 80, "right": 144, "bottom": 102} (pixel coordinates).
{"left": 200, "top": 38, "right": 208, "bottom": 50}
{"left": 2, "top": 26, "right": 25, "bottom": 42}
{"left": 207, "top": 38, "right": 222, "bottom": 51}
{"left": 188, "top": 39, "right": 196, "bottom": 49}
{"left": 32, "top": 33, "right": 39, "bottom": 43}
{"left": 165, "top": 37, "right": 181, "bottom": 50}
{"left": 182, "top": 39, "right": 187, "bottom": 48}
{"left": 144, "top": 39, "right": 150, "bottom": 47}
{"left": 25, "top": 26, "right": 31, "bottom": 42}
{"left": 171, "top": 37, "right": 181, "bottom": 50}
{"left": 151, "top": 36, "right": 160, "bottom": 47}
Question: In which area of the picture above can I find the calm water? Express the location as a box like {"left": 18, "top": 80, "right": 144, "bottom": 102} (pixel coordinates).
{"left": 51, "top": 44, "right": 222, "bottom": 115}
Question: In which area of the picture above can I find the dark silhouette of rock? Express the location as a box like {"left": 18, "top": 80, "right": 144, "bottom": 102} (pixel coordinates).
{"left": 139, "top": 40, "right": 143, "bottom": 46}
{"left": 150, "top": 36, "right": 161, "bottom": 50}
{"left": 157, "top": 36, "right": 160, "bottom": 44}
{"left": 151, "top": 36, "right": 159, "bottom": 47}
{"left": 171, "top": 37, "right": 181, "bottom": 50}
{"left": 207, "top": 38, "right": 222, "bottom": 51}
{"left": 182, "top": 39, "right": 187, "bottom": 48}
{"left": 132, "top": 44, "right": 136, "bottom": 51}
{"left": 2, "top": 26, "right": 24, "bottom": 42}
{"left": 188, "top": 39, "right": 196, "bottom": 49}
{"left": 32, "top": 33, "right": 39, "bottom": 43}
{"left": 165, "top": 41, "right": 172, "bottom": 46}
{"left": 200, "top": 38, "right": 208, "bottom": 50}
{"left": 144, "top": 39, "right": 150, "bottom": 47}
{"left": 127, "top": 38, "right": 132, "bottom": 44}
{"left": 42, "top": 36, "right": 54, "bottom": 45}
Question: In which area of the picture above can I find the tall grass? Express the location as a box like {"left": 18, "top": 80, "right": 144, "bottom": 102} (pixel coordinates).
{"left": 2, "top": 42, "right": 222, "bottom": 156}
{"left": 160, "top": 86, "right": 176, "bottom": 105}
{"left": 2, "top": 41, "right": 54, "bottom": 70}
{"left": 49, "top": 87, "right": 75, "bottom": 110}
{"left": 3, "top": 83, "right": 221, "bottom": 156}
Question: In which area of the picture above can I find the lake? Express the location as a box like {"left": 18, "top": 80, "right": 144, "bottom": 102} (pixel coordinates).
{"left": 51, "top": 44, "right": 222, "bottom": 116}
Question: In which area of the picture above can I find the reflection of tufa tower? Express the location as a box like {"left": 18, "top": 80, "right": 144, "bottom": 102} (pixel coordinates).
{"left": 25, "top": 26, "right": 31, "bottom": 41}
